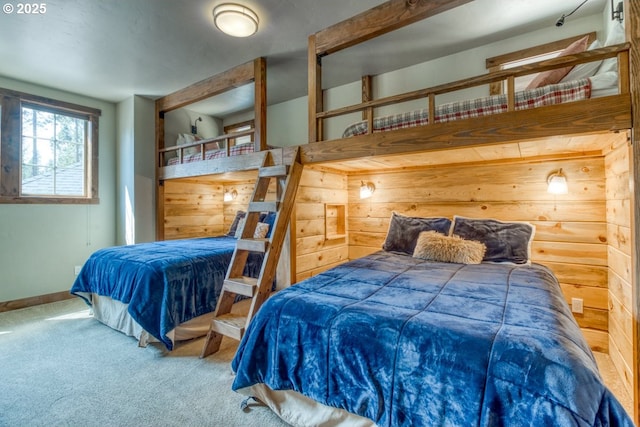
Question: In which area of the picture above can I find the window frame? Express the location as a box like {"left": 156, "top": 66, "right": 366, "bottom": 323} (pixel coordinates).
{"left": 223, "top": 119, "right": 254, "bottom": 148}
{"left": 0, "top": 87, "right": 101, "bottom": 204}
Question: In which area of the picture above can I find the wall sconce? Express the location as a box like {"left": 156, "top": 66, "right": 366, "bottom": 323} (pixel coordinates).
{"left": 555, "top": 0, "right": 588, "bottom": 27}
{"left": 611, "top": 0, "right": 623, "bottom": 22}
{"left": 360, "top": 181, "right": 375, "bottom": 199}
{"left": 213, "top": 3, "right": 259, "bottom": 37}
{"left": 547, "top": 169, "right": 568, "bottom": 194}
{"left": 223, "top": 189, "right": 238, "bottom": 202}
{"left": 191, "top": 117, "right": 202, "bottom": 135}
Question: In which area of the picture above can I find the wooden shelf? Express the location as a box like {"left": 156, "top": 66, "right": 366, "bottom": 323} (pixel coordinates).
{"left": 325, "top": 204, "right": 346, "bottom": 240}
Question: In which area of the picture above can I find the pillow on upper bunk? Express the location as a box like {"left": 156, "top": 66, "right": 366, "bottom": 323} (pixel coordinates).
{"left": 560, "top": 39, "right": 603, "bottom": 82}
{"left": 595, "top": 22, "right": 626, "bottom": 75}
{"left": 227, "top": 211, "right": 246, "bottom": 237}
{"left": 413, "top": 231, "right": 486, "bottom": 264}
{"left": 526, "top": 35, "right": 590, "bottom": 90}
{"left": 382, "top": 212, "right": 451, "bottom": 255}
{"left": 450, "top": 216, "right": 535, "bottom": 265}
{"left": 177, "top": 133, "right": 202, "bottom": 156}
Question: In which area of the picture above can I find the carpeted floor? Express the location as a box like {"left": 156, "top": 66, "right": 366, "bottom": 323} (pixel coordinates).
{"left": 0, "top": 298, "right": 288, "bottom": 427}
{"left": 0, "top": 298, "right": 634, "bottom": 426}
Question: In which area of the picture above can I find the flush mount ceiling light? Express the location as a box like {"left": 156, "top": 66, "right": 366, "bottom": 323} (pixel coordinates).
{"left": 547, "top": 169, "right": 568, "bottom": 195}
{"left": 213, "top": 3, "right": 259, "bottom": 37}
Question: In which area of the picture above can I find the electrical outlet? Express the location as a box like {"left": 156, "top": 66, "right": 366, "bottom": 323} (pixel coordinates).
{"left": 571, "top": 297, "right": 583, "bottom": 314}
{"left": 74, "top": 266, "right": 82, "bottom": 276}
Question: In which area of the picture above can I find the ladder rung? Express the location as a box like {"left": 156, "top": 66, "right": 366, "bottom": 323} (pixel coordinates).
{"left": 248, "top": 201, "right": 279, "bottom": 212}
{"left": 236, "top": 238, "right": 268, "bottom": 252}
{"left": 224, "top": 277, "right": 258, "bottom": 296}
{"left": 259, "top": 164, "right": 289, "bottom": 178}
{"left": 211, "top": 314, "right": 247, "bottom": 340}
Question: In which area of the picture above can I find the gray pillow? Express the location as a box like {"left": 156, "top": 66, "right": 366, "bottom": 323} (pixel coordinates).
{"left": 382, "top": 212, "right": 451, "bottom": 255}
{"left": 227, "top": 210, "right": 246, "bottom": 237}
{"left": 450, "top": 216, "right": 535, "bottom": 265}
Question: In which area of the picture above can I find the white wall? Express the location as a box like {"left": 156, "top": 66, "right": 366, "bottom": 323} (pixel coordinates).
{"left": 0, "top": 77, "right": 117, "bottom": 302}
{"left": 116, "top": 95, "right": 155, "bottom": 246}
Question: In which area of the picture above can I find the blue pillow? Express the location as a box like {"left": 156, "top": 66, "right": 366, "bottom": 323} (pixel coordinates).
{"left": 263, "top": 212, "right": 277, "bottom": 238}
{"left": 450, "top": 216, "right": 535, "bottom": 265}
{"left": 382, "top": 212, "right": 451, "bottom": 255}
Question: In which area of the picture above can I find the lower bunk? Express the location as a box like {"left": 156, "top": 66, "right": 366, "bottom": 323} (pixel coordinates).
{"left": 231, "top": 250, "right": 633, "bottom": 426}
{"left": 70, "top": 235, "right": 264, "bottom": 350}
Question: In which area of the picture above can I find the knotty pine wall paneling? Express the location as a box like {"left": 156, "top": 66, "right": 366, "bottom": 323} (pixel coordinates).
{"left": 605, "top": 135, "right": 634, "bottom": 397}
{"left": 163, "top": 179, "right": 224, "bottom": 239}
{"left": 295, "top": 167, "right": 349, "bottom": 282}
{"left": 347, "top": 156, "right": 609, "bottom": 351}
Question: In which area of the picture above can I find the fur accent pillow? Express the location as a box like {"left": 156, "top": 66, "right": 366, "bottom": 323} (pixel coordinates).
{"left": 413, "top": 231, "right": 486, "bottom": 264}
{"left": 234, "top": 217, "right": 269, "bottom": 239}
{"left": 526, "top": 35, "right": 590, "bottom": 90}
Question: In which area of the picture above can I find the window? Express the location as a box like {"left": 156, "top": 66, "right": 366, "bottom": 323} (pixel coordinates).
{"left": 223, "top": 119, "right": 254, "bottom": 147}
{"left": 0, "top": 88, "right": 100, "bottom": 204}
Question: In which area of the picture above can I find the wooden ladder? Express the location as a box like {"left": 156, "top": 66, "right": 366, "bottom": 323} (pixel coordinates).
{"left": 200, "top": 148, "right": 303, "bottom": 358}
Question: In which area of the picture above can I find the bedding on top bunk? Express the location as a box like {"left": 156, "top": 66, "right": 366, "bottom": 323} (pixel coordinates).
{"left": 71, "top": 236, "right": 263, "bottom": 350}
{"left": 231, "top": 250, "right": 633, "bottom": 426}
{"left": 342, "top": 74, "right": 615, "bottom": 138}
{"left": 166, "top": 141, "right": 258, "bottom": 166}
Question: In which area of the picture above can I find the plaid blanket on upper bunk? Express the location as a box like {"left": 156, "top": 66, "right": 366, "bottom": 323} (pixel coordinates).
{"left": 342, "top": 77, "right": 592, "bottom": 138}
{"left": 167, "top": 142, "right": 256, "bottom": 166}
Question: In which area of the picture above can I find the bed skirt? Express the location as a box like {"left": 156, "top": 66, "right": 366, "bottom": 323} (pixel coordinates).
{"left": 86, "top": 293, "right": 214, "bottom": 348}
{"left": 237, "top": 383, "right": 377, "bottom": 427}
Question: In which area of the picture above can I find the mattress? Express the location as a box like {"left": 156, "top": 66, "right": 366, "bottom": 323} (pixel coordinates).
{"left": 232, "top": 251, "right": 633, "bottom": 426}
{"left": 342, "top": 74, "right": 616, "bottom": 138}
{"left": 71, "top": 236, "right": 263, "bottom": 350}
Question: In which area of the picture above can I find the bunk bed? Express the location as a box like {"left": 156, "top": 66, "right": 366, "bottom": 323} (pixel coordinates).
{"left": 227, "top": 1, "right": 637, "bottom": 426}
{"left": 156, "top": 57, "right": 268, "bottom": 184}
{"left": 69, "top": 58, "right": 275, "bottom": 351}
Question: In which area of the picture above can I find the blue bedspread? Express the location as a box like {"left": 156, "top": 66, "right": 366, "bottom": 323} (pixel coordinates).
{"left": 71, "top": 236, "right": 262, "bottom": 350}
{"left": 232, "top": 251, "right": 633, "bottom": 426}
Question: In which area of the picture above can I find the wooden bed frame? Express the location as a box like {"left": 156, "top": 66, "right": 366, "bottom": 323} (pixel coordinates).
{"left": 151, "top": 1, "right": 640, "bottom": 422}
{"left": 155, "top": 57, "right": 267, "bottom": 239}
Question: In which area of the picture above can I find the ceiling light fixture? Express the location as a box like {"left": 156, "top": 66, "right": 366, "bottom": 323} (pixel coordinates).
{"left": 547, "top": 169, "right": 568, "bottom": 194}
{"left": 213, "top": 3, "right": 259, "bottom": 38}
{"left": 555, "top": 0, "right": 589, "bottom": 27}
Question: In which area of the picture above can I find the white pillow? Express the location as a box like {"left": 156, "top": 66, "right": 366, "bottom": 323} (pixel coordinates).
{"left": 595, "top": 22, "right": 626, "bottom": 75}
{"left": 177, "top": 133, "right": 200, "bottom": 156}
{"left": 560, "top": 40, "right": 602, "bottom": 82}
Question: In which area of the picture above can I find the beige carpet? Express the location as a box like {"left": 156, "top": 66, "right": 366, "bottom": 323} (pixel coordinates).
{"left": 1, "top": 298, "right": 634, "bottom": 425}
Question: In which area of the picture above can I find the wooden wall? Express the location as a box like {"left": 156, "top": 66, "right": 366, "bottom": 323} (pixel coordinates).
{"left": 294, "top": 167, "right": 349, "bottom": 282}
{"left": 346, "top": 156, "right": 609, "bottom": 351}
{"left": 605, "top": 136, "right": 634, "bottom": 396}
{"left": 162, "top": 179, "right": 225, "bottom": 239}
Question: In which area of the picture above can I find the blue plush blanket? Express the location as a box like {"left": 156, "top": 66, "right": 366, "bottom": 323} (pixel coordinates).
{"left": 232, "top": 251, "right": 633, "bottom": 426}
{"left": 71, "top": 236, "right": 262, "bottom": 350}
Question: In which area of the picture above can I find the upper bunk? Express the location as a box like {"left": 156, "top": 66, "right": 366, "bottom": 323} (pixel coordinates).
{"left": 156, "top": 57, "right": 268, "bottom": 181}
{"left": 304, "top": 0, "right": 632, "bottom": 165}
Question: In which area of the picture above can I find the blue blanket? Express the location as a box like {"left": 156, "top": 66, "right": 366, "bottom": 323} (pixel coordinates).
{"left": 232, "top": 251, "right": 633, "bottom": 426}
{"left": 71, "top": 236, "right": 262, "bottom": 350}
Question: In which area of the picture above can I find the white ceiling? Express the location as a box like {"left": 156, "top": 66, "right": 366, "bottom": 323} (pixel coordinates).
{"left": 0, "top": 0, "right": 607, "bottom": 116}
